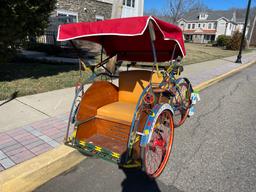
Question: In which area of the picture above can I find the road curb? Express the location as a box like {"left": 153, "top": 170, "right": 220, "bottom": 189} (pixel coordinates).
{"left": 0, "top": 145, "right": 84, "bottom": 192}
{"left": 193, "top": 60, "right": 256, "bottom": 91}
{"left": 0, "top": 60, "right": 255, "bottom": 192}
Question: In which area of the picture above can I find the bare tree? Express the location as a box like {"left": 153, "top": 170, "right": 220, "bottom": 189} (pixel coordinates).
{"left": 166, "top": 0, "right": 207, "bottom": 23}
{"left": 144, "top": 8, "right": 163, "bottom": 17}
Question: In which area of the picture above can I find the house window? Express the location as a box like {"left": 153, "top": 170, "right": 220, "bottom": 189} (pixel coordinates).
{"left": 208, "top": 23, "right": 212, "bottom": 29}
{"left": 229, "top": 23, "right": 232, "bottom": 30}
{"left": 214, "top": 23, "right": 217, "bottom": 29}
{"left": 192, "top": 24, "right": 195, "bottom": 29}
{"left": 203, "top": 23, "right": 205, "bottom": 28}
{"left": 127, "top": 0, "right": 131, "bottom": 6}
{"left": 188, "top": 24, "right": 191, "bottom": 29}
{"left": 57, "top": 10, "right": 78, "bottom": 23}
{"left": 123, "top": 0, "right": 135, "bottom": 7}
{"left": 198, "top": 23, "right": 201, "bottom": 28}
{"left": 132, "top": 0, "right": 135, "bottom": 7}
{"left": 96, "top": 15, "right": 104, "bottom": 21}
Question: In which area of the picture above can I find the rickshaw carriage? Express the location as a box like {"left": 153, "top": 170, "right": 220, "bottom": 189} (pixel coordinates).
{"left": 57, "top": 16, "right": 198, "bottom": 177}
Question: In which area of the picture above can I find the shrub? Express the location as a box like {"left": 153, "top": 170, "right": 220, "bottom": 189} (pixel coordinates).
{"left": 216, "top": 35, "right": 231, "bottom": 47}
{"left": 0, "top": 1, "right": 56, "bottom": 63}
{"left": 227, "top": 31, "right": 247, "bottom": 50}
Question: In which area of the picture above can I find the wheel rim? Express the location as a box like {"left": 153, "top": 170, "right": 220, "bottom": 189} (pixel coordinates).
{"left": 144, "top": 110, "right": 174, "bottom": 177}
{"left": 173, "top": 82, "right": 191, "bottom": 127}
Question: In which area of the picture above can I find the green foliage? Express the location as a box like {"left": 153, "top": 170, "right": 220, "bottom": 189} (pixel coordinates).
{"left": 227, "top": 31, "right": 247, "bottom": 50}
{"left": 0, "top": 0, "right": 56, "bottom": 63}
{"left": 216, "top": 35, "right": 231, "bottom": 47}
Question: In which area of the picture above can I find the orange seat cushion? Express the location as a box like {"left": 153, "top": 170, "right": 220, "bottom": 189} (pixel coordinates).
{"left": 97, "top": 101, "right": 137, "bottom": 123}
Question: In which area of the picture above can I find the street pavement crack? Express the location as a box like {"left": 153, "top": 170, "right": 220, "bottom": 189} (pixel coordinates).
{"left": 229, "top": 81, "right": 243, "bottom": 96}
{"left": 15, "top": 98, "right": 51, "bottom": 118}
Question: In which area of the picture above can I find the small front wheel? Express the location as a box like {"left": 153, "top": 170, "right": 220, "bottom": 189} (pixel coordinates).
{"left": 141, "top": 109, "right": 174, "bottom": 178}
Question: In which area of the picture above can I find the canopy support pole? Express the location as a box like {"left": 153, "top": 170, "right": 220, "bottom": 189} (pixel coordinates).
{"left": 148, "top": 21, "right": 158, "bottom": 72}
{"left": 100, "top": 45, "right": 104, "bottom": 63}
{"left": 70, "top": 40, "right": 83, "bottom": 80}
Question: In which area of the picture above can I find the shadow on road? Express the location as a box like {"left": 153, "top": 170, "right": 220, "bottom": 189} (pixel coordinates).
{"left": 119, "top": 166, "right": 184, "bottom": 192}
{"left": 120, "top": 167, "right": 161, "bottom": 192}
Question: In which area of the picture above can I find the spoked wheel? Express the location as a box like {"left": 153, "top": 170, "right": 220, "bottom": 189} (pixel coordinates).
{"left": 172, "top": 80, "right": 191, "bottom": 127}
{"left": 142, "top": 109, "right": 174, "bottom": 178}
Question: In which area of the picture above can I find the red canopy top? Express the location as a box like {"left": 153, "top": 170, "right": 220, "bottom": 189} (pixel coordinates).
{"left": 57, "top": 16, "right": 186, "bottom": 62}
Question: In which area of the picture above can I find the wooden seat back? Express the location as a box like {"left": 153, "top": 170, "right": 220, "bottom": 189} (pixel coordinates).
{"left": 118, "top": 70, "right": 163, "bottom": 103}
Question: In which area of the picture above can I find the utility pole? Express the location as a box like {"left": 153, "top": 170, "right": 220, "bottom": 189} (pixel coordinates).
{"left": 235, "top": 0, "right": 251, "bottom": 63}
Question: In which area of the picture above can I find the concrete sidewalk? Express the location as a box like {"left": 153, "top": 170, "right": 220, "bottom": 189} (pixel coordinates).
{"left": 0, "top": 51, "right": 256, "bottom": 171}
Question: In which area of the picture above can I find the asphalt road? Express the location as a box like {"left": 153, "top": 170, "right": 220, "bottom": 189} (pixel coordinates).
{"left": 35, "top": 64, "right": 256, "bottom": 192}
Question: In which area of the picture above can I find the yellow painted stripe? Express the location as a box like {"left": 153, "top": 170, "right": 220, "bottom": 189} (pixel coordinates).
{"left": 112, "top": 152, "right": 120, "bottom": 158}
{"left": 79, "top": 141, "right": 85, "bottom": 146}
{"left": 95, "top": 146, "right": 102, "bottom": 152}
{"left": 135, "top": 136, "right": 140, "bottom": 143}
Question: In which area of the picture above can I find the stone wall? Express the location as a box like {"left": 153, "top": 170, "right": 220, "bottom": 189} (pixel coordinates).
{"left": 56, "top": 0, "right": 112, "bottom": 22}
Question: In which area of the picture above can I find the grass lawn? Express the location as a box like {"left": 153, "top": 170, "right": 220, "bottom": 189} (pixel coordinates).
{"left": 0, "top": 43, "right": 248, "bottom": 100}
{"left": 0, "top": 62, "right": 91, "bottom": 101}
{"left": 183, "top": 43, "right": 238, "bottom": 64}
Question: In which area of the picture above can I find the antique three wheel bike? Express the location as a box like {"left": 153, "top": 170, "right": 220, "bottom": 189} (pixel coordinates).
{"left": 57, "top": 16, "right": 196, "bottom": 177}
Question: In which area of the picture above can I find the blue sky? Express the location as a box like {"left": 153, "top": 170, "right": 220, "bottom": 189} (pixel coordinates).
{"left": 144, "top": 0, "right": 256, "bottom": 12}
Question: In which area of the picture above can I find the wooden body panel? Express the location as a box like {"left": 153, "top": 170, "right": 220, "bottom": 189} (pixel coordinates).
{"left": 76, "top": 117, "right": 131, "bottom": 154}
{"left": 76, "top": 81, "right": 119, "bottom": 122}
{"left": 86, "top": 135, "right": 127, "bottom": 154}
{"left": 76, "top": 119, "right": 97, "bottom": 140}
{"left": 97, "top": 118, "right": 130, "bottom": 143}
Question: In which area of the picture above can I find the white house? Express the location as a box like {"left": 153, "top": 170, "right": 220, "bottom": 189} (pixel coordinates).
{"left": 112, "top": 0, "right": 144, "bottom": 18}
{"left": 178, "top": 10, "right": 250, "bottom": 43}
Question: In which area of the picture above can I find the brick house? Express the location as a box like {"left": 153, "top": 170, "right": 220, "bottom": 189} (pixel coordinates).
{"left": 43, "top": 0, "right": 144, "bottom": 45}
{"left": 55, "top": 0, "right": 113, "bottom": 23}
{"left": 178, "top": 10, "right": 250, "bottom": 43}
{"left": 51, "top": 0, "right": 144, "bottom": 25}
{"left": 47, "top": 0, "right": 144, "bottom": 34}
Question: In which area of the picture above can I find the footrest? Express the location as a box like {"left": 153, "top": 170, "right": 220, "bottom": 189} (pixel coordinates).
{"left": 75, "top": 139, "right": 121, "bottom": 163}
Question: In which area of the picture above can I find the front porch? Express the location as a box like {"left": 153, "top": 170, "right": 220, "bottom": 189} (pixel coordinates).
{"left": 183, "top": 29, "right": 217, "bottom": 43}
{"left": 185, "top": 34, "right": 216, "bottom": 43}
